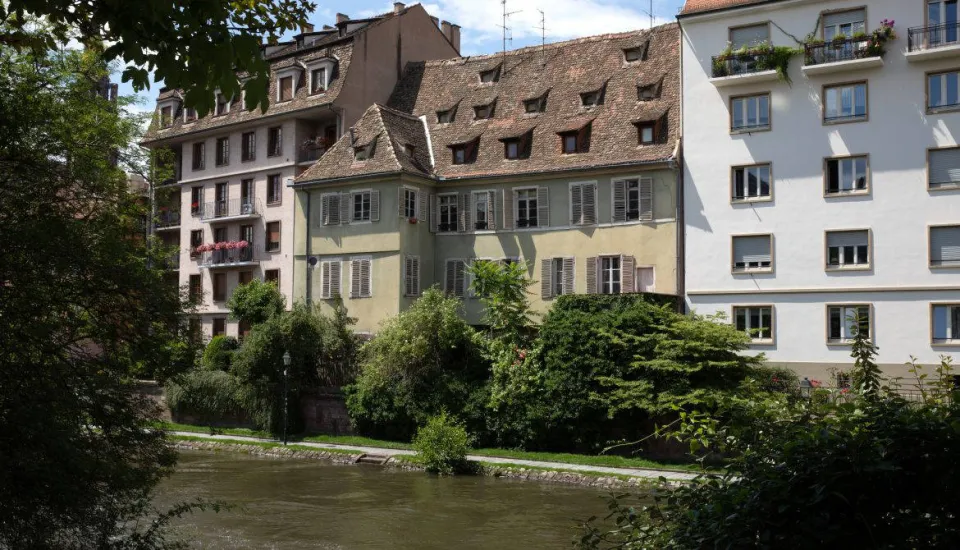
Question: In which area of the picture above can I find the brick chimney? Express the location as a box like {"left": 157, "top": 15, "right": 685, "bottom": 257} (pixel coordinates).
{"left": 450, "top": 23, "right": 461, "bottom": 52}
{"left": 336, "top": 13, "right": 349, "bottom": 24}
{"left": 393, "top": 2, "right": 405, "bottom": 14}
{"left": 430, "top": 16, "right": 439, "bottom": 27}
{"left": 300, "top": 22, "right": 314, "bottom": 34}
{"left": 441, "top": 20, "right": 453, "bottom": 43}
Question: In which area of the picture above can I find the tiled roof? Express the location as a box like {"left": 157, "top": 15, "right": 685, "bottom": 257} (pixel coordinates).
{"left": 297, "top": 23, "right": 680, "bottom": 184}
{"left": 679, "top": 0, "right": 775, "bottom": 16}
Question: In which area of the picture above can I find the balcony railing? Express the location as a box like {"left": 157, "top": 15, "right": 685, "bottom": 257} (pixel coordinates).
{"left": 908, "top": 22, "right": 960, "bottom": 52}
{"left": 298, "top": 146, "right": 328, "bottom": 163}
{"left": 198, "top": 243, "right": 263, "bottom": 269}
{"left": 200, "top": 198, "right": 261, "bottom": 221}
{"left": 711, "top": 51, "right": 779, "bottom": 78}
{"left": 804, "top": 36, "right": 877, "bottom": 66}
{"left": 156, "top": 210, "right": 181, "bottom": 229}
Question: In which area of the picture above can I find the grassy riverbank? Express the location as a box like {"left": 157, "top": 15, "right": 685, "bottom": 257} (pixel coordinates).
{"left": 162, "top": 422, "right": 708, "bottom": 473}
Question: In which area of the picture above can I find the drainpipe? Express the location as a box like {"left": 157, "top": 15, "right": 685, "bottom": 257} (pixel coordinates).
{"left": 304, "top": 189, "right": 313, "bottom": 306}
{"left": 674, "top": 141, "right": 686, "bottom": 314}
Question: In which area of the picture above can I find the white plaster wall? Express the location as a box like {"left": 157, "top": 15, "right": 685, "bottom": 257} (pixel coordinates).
{"left": 681, "top": 0, "right": 960, "bottom": 370}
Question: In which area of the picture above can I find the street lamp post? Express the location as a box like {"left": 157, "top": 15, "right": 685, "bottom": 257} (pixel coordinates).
{"left": 282, "top": 351, "right": 291, "bottom": 445}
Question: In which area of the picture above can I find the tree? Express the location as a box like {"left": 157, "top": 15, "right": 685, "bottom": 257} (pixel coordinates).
{"left": 1, "top": 0, "right": 316, "bottom": 114}
{"left": 227, "top": 279, "right": 285, "bottom": 326}
{"left": 468, "top": 260, "right": 535, "bottom": 346}
{"left": 849, "top": 312, "right": 882, "bottom": 397}
{"left": 0, "top": 42, "right": 199, "bottom": 547}
{"left": 316, "top": 296, "right": 361, "bottom": 387}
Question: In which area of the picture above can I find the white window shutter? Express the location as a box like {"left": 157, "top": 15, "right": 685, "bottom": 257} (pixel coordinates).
{"left": 622, "top": 255, "right": 636, "bottom": 293}
{"left": 412, "top": 257, "right": 421, "bottom": 296}
{"left": 350, "top": 259, "right": 361, "bottom": 298}
{"left": 537, "top": 186, "right": 549, "bottom": 227}
{"left": 613, "top": 180, "right": 626, "bottom": 222}
{"left": 404, "top": 257, "right": 412, "bottom": 296}
{"left": 321, "top": 261, "right": 331, "bottom": 298}
{"left": 571, "top": 185, "right": 582, "bottom": 225}
{"left": 583, "top": 183, "right": 597, "bottom": 225}
{"left": 370, "top": 190, "right": 380, "bottom": 222}
{"left": 417, "top": 190, "right": 425, "bottom": 222}
{"left": 502, "top": 189, "right": 513, "bottom": 230}
{"left": 360, "top": 259, "right": 371, "bottom": 297}
{"left": 430, "top": 194, "right": 438, "bottom": 232}
{"left": 321, "top": 195, "right": 330, "bottom": 225}
{"left": 339, "top": 192, "right": 350, "bottom": 225}
{"left": 454, "top": 260, "right": 466, "bottom": 298}
{"left": 586, "top": 257, "right": 597, "bottom": 294}
{"left": 541, "top": 258, "right": 552, "bottom": 299}
{"left": 562, "top": 257, "right": 575, "bottom": 295}
{"left": 639, "top": 177, "right": 653, "bottom": 221}
{"left": 486, "top": 190, "right": 497, "bottom": 230}
{"left": 330, "top": 261, "right": 341, "bottom": 297}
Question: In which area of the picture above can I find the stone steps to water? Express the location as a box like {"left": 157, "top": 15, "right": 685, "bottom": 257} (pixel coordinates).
{"left": 355, "top": 453, "right": 390, "bottom": 465}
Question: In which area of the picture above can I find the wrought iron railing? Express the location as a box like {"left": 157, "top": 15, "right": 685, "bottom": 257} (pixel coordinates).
{"left": 908, "top": 22, "right": 960, "bottom": 52}
{"left": 198, "top": 243, "right": 263, "bottom": 268}
{"left": 200, "top": 198, "right": 261, "bottom": 221}
{"left": 711, "top": 51, "right": 778, "bottom": 78}
{"left": 804, "top": 36, "right": 876, "bottom": 66}
{"left": 298, "top": 146, "right": 327, "bottom": 163}
{"left": 156, "top": 210, "right": 181, "bottom": 228}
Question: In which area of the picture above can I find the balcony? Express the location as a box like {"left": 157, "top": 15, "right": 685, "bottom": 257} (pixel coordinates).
{"left": 197, "top": 243, "right": 263, "bottom": 270}
{"left": 298, "top": 145, "right": 328, "bottom": 164}
{"left": 803, "top": 36, "right": 883, "bottom": 76}
{"left": 200, "top": 198, "right": 261, "bottom": 222}
{"left": 710, "top": 51, "right": 782, "bottom": 87}
{"left": 155, "top": 210, "right": 181, "bottom": 231}
{"left": 907, "top": 23, "right": 960, "bottom": 62}
{"left": 159, "top": 251, "right": 180, "bottom": 271}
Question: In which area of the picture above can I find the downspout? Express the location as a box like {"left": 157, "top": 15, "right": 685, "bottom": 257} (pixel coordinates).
{"left": 304, "top": 189, "right": 313, "bottom": 306}
{"left": 675, "top": 141, "right": 686, "bottom": 314}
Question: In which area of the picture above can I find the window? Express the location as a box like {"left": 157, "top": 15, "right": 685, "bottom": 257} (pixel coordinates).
{"left": 624, "top": 44, "right": 647, "bottom": 62}
{"left": 212, "top": 318, "right": 226, "bottom": 337}
{"left": 353, "top": 191, "right": 372, "bottom": 222}
{"left": 928, "top": 1, "right": 960, "bottom": 47}
{"left": 188, "top": 274, "right": 202, "bottom": 302}
{"left": 160, "top": 106, "right": 173, "bottom": 128}
{"left": 401, "top": 188, "right": 418, "bottom": 219}
{"left": 474, "top": 101, "right": 495, "bottom": 120}
{"left": 279, "top": 76, "right": 294, "bottom": 102}
{"left": 732, "top": 235, "right": 773, "bottom": 272}
{"left": 826, "top": 230, "right": 870, "bottom": 269}
{"left": 214, "top": 182, "right": 228, "bottom": 217}
{"left": 600, "top": 256, "right": 621, "bottom": 295}
{"left": 825, "top": 156, "right": 868, "bottom": 195}
{"left": 570, "top": 182, "right": 597, "bottom": 225}
{"left": 349, "top": 257, "right": 372, "bottom": 298}
{"left": 443, "top": 259, "right": 467, "bottom": 297}
{"left": 215, "top": 137, "right": 229, "bottom": 166}
{"left": 437, "top": 106, "right": 457, "bottom": 123}
{"left": 438, "top": 194, "right": 458, "bottom": 232}
{"left": 479, "top": 66, "right": 500, "bottom": 83}
{"left": 450, "top": 139, "right": 478, "bottom": 165}
{"left": 524, "top": 93, "right": 547, "bottom": 113}
{"left": 504, "top": 139, "right": 521, "bottom": 159}
{"left": 311, "top": 67, "right": 327, "bottom": 93}
{"left": 828, "top": 305, "right": 871, "bottom": 344}
{"left": 613, "top": 178, "right": 653, "bottom": 222}
{"left": 836, "top": 372, "right": 852, "bottom": 389}
{"left": 212, "top": 272, "right": 226, "bottom": 302}
{"left": 932, "top": 304, "right": 960, "bottom": 344}
{"left": 472, "top": 191, "right": 493, "bottom": 230}
{"left": 734, "top": 306, "right": 774, "bottom": 343}
{"left": 502, "top": 132, "right": 531, "bottom": 160}
{"left": 515, "top": 188, "right": 538, "bottom": 228}
{"left": 929, "top": 70, "right": 960, "bottom": 111}
{"left": 241, "top": 132, "right": 256, "bottom": 162}
{"left": 930, "top": 225, "right": 960, "bottom": 267}
{"left": 730, "top": 23, "right": 769, "bottom": 49}
{"left": 320, "top": 260, "right": 341, "bottom": 298}
{"left": 214, "top": 93, "right": 229, "bottom": 116}
{"left": 267, "top": 174, "right": 282, "bottom": 205}
{"left": 190, "top": 230, "right": 203, "bottom": 256}
{"left": 732, "top": 164, "right": 772, "bottom": 201}
{"left": 266, "top": 221, "right": 281, "bottom": 252}
{"left": 184, "top": 107, "right": 197, "bottom": 123}
{"left": 731, "top": 94, "right": 770, "bottom": 131}
{"left": 267, "top": 126, "right": 282, "bottom": 157}
{"left": 404, "top": 256, "right": 421, "bottom": 297}
{"left": 238, "top": 319, "right": 251, "bottom": 343}
{"left": 560, "top": 123, "right": 591, "bottom": 154}
{"left": 824, "top": 82, "right": 867, "bottom": 123}
{"left": 192, "top": 142, "right": 205, "bottom": 170}
{"left": 354, "top": 139, "right": 376, "bottom": 161}
{"left": 238, "top": 271, "right": 253, "bottom": 286}
{"left": 240, "top": 179, "right": 253, "bottom": 208}
{"left": 265, "top": 269, "right": 280, "bottom": 286}
{"left": 929, "top": 147, "right": 960, "bottom": 189}
{"left": 636, "top": 266, "right": 655, "bottom": 292}
{"left": 637, "top": 82, "right": 660, "bottom": 101}
{"left": 637, "top": 122, "right": 656, "bottom": 145}
{"left": 561, "top": 133, "right": 579, "bottom": 154}
{"left": 190, "top": 186, "right": 203, "bottom": 216}
{"left": 581, "top": 88, "right": 604, "bottom": 107}
{"left": 541, "top": 257, "right": 574, "bottom": 299}
{"left": 321, "top": 193, "right": 342, "bottom": 225}
{"left": 822, "top": 9, "right": 865, "bottom": 41}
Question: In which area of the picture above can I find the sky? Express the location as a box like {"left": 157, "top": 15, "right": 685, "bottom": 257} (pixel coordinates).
{"left": 118, "top": 0, "right": 686, "bottom": 111}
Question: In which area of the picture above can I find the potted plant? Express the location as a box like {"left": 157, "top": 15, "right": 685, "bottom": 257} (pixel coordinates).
{"left": 408, "top": 217, "right": 418, "bottom": 224}
{"left": 832, "top": 33, "right": 848, "bottom": 47}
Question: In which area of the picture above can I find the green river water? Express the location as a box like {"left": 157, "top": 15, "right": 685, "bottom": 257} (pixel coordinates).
{"left": 154, "top": 450, "right": 622, "bottom": 549}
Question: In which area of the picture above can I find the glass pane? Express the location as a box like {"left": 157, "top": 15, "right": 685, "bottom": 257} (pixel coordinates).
{"left": 735, "top": 309, "right": 747, "bottom": 331}
{"left": 830, "top": 309, "right": 841, "bottom": 339}
{"left": 843, "top": 246, "right": 855, "bottom": 264}
{"left": 841, "top": 87, "right": 853, "bottom": 117}
{"left": 829, "top": 247, "right": 840, "bottom": 265}
{"left": 931, "top": 75, "right": 943, "bottom": 107}
{"left": 747, "top": 98, "right": 757, "bottom": 126}
{"left": 759, "top": 166, "right": 770, "bottom": 195}
{"left": 826, "top": 89, "right": 838, "bottom": 119}
{"left": 948, "top": 73, "right": 959, "bottom": 106}
{"left": 857, "top": 245, "right": 869, "bottom": 264}
{"left": 747, "top": 169, "right": 758, "bottom": 196}
{"left": 734, "top": 170, "right": 745, "bottom": 198}
{"left": 758, "top": 96, "right": 769, "bottom": 125}
{"left": 733, "top": 99, "right": 744, "bottom": 127}
{"left": 934, "top": 305, "right": 948, "bottom": 339}
{"left": 854, "top": 85, "right": 866, "bottom": 116}
{"left": 855, "top": 158, "right": 868, "bottom": 188}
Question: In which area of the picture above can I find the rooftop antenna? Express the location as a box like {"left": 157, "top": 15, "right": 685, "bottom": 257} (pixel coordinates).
{"left": 498, "top": 0, "right": 521, "bottom": 63}
{"left": 639, "top": 0, "right": 654, "bottom": 28}
{"left": 535, "top": 10, "right": 547, "bottom": 67}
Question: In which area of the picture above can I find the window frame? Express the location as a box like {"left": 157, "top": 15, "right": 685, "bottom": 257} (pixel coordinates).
{"left": 560, "top": 132, "right": 579, "bottom": 154}
{"left": 278, "top": 75, "right": 295, "bottom": 103}
{"left": 188, "top": 274, "right": 202, "bottom": 302}
{"left": 191, "top": 142, "right": 205, "bottom": 171}
{"left": 826, "top": 303, "right": 873, "bottom": 345}
{"left": 212, "top": 272, "right": 227, "bottom": 302}
{"left": 822, "top": 81, "right": 869, "bottom": 125}
{"left": 265, "top": 221, "right": 281, "bottom": 253}
{"left": 214, "top": 92, "right": 229, "bottom": 116}
{"left": 637, "top": 122, "right": 656, "bottom": 145}
{"left": 403, "top": 255, "right": 421, "bottom": 297}
{"left": 930, "top": 302, "right": 960, "bottom": 346}
{"left": 212, "top": 317, "right": 227, "bottom": 337}
{"left": 504, "top": 138, "right": 522, "bottom": 160}
{"left": 824, "top": 154, "right": 870, "bottom": 197}
{"left": 929, "top": 223, "right": 960, "bottom": 269}
{"left": 624, "top": 44, "right": 647, "bottom": 63}
{"left": 159, "top": 105, "right": 173, "bottom": 128}
{"left": 267, "top": 174, "right": 283, "bottom": 206}
{"left": 513, "top": 186, "right": 539, "bottom": 228}
{"left": 437, "top": 193, "right": 459, "bottom": 233}
{"left": 241, "top": 131, "right": 256, "bottom": 162}
{"left": 264, "top": 269, "right": 280, "bottom": 286}
{"left": 215, "top": 136, "right": 230, "bottom": 167}
{"left": 349, "top": 256, "right": 373, "bottom": 299}
{"left": 190, "top": 186, "right": 203, "bottom": 216}
{"left": 731, "top": 162, "right": 773, "bottom": 203}
{"left": 824, "top": 228, "right": 872, "bottom": 271}
{"left": 310, "top": 67, "right": 327, "bottom": 94}
{"left": 927, "top": 145, "right": 960, "bottom": 191}
{"left": 728, "top": 21, "right": 771, "bottom": 49}
{"left": 183, "top": 107, "right": 197, "bottom": 123}
{"left": 731, "top": 233, "right": 775, "bottom": 274}
{"left": 351, "top": 189, "right": 373, "bottom": 223}
{"left": 402, "top": 187, "right": 419, "bottom": 219}
{"left": 926, "top": 68, "right": 960, "bottom": 114}
{"left": 819, "top": 7, "right": 866, "bottom": 40}
{"left": 471, "top": 190, "right": 493, "bottom": 231}
{"left": 730, "top": 92, "right": 771, "bottom": 133}
{"left": 267, "top": 126, "right": 283, "bottom": 157}
{"left": 732, "top": 304, "right": 776, "bottom": 345}
{"left": 599, "top": 255, "right": 622, "bottom": 295}
{"left": 569, "top": 180, "right": 598, "bottom": 226}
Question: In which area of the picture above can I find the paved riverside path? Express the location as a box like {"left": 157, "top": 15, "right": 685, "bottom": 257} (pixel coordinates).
{"left": 170, "top": 431, "right": 700, "bottom": 482}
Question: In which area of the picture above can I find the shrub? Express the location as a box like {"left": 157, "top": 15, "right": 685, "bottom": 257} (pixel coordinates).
{"left": 413, "top": 412, "right": 472, "bottom": 475}
{"left": 201, "top": 335, "right": 238, "bottom": 371}
{"left": 227, "top": 279, "right": 285, "bottom": 326}
{"left": 317, "top": 296, "right": 361, "bottom": 386}
{"left": 166, "top": 369, "right": 248, "bottom": 422}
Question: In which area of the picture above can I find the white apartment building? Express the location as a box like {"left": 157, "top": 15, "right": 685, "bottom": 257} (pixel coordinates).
{"left": 679, "top": 0, "right": 960, "bottom": 380}
{"left": 142, "top": 4, "right": 459, "bottom": 339}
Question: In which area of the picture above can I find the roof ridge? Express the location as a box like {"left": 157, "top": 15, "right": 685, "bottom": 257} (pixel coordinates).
{"left": 369, "top": 107, "right": 406, "bottom": 173}
{"left": 374, "top": 103, "right": 423, "bottom": 121}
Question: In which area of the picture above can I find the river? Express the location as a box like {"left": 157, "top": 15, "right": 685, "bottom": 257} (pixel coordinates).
{"left": 154, "top": 450, "right": 621, "bottom": 549}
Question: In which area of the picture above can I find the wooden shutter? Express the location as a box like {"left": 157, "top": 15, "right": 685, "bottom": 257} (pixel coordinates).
{"left": 586, "top": 257, "right": 598, "bottom": 294}
{"left": 445, "top": 260, "right": 455, "bottom": 294}
{"left": 339, "top": 192, "right": 350, "bottom": 225}
{"left": 639, "top": 177, "right": 653, "bottom": 221}
{"left": 321, "top": 195, "right": 330, "bottom": 225}
{"left": 370, "top": 190, "right": 380, "bottom": 222}
{"left": 562, "top": 257, "right": 575, "bottom": 295}
{"left": 405, "top": 256, "right": 421, "bottom": 296}
{"left": 321, "top": 262, "right": 331, "bottom": 299}
{"left": 430, "top": 194, "right": 438, "bottom": 232}
{"left": 502, "top": 189, "right": 513, "bottom": 229}
{"left": 540, "top": 258, "right": 553, "bottom": 299}
{"left": 459, "top": 192, "right": 470, "bottom": 232}
{"left": 583, "top": 183, "right": 597, "bottom": 224}
{"left": 622, "top": 255, "right": 636, "bottom": 293}
{"left": 360, "top": 259, "right": 371, "bottom": 297}
{"left": 929, "top": 148, "right": 960, "bottom": 187}
{"left": 931, "top": 226, "right": 960, "bottom": 265}
{"left": 350, "top": 259, "right": 361, "bottom": 298}
{"left": 486, "top": 190, "right": 497, "bottom": 230}
{"left": 612, "top": 180, "right": 626, "bottom": 222}
{"left": 570, "top": 185, "right": 583, "bottom": 225}
{"left": 330, "top": 261, "right": 341, "bottom": 297}
{"left": 418, "top": 191, "right": 426, "bottom": 222}
{"left": 537, "top": 186, "right": 549, "bottom": 227}
{"left": 412, "top": 257, "right": 420, "bottom": 296}
{"left": 454, "top": 260, "right": 466, "bottom": 297}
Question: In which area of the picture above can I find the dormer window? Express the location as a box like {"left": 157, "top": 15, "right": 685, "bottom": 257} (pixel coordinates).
{"left": 581, "top": 88, "right": 604, "bottom": 108}
{"left": 559, "top": 123, "right": 591, "bottom": 154}
{"left": 633, "top": 114, "right": 668, "bottom": 145}
{"left": 638, "top": 80, "right": 662, "bottom": 101}
{"left": 501, "top": 130, "right": 532, "bottom": 160}
{"left": 479, "top": 66, "right": 501, "bottom": 84}
{"left": 437, "top": 105, "right": 457, "bottom": 123}
{"left": 474, "top": 100, "right": 496, "bottom": 120}
{"left": 214, "top": 92, "right": 229, "bottom": 116}
{"left": 354, "top": 137, "right": 377, "bottom": 161}
{"left": 403, "top": 143, "right": 416, "bottom": 157}
{"left": 311, "top": 68, "right": 327, "bottom": 94}
{"left": 184, "top": 107, "right": 197, "bottom": 123}
{"left": 279, "top": 76, "right": 294, "bottom": 102}
{"left": 159, "top": 106, "right": 173, "bottom": 128}
{"left": 523, "top": 92, "right": 548, "bottom": 114}
{"left": 450, "top": 138, "right": 479, "bottom": 165}
{"left": 624, "top": 42, "right": 648, "bottom": 62}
